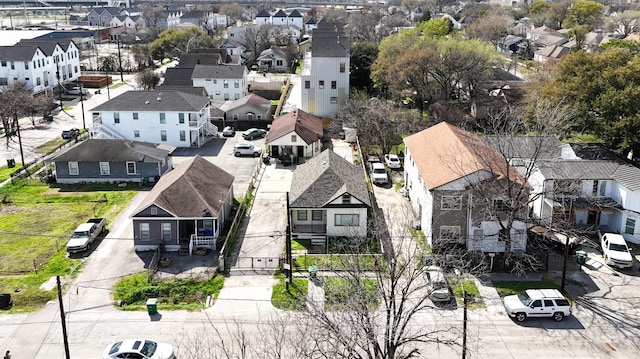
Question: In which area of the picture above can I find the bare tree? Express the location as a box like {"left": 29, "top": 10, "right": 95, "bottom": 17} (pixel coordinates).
{"left": 136, "top": 69, "right": 160, "bottom": 90}
{"left": 0, "top": 82, "right": 36, "bottom": 149}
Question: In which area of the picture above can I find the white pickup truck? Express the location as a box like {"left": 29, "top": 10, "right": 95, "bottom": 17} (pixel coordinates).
{"left": 601, "top": 233, "right": 633, "bottom": 269}
{"left": 66, "top": 218, "right": 106, "bottom": 253}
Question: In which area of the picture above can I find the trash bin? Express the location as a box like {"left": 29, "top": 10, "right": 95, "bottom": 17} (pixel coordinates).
{"left": 576, "top": 250, "right": 588, "bottom": 265}
{"left": 6, "top": 159, "right": 15, "bottom": 168}
{"left": 146, "top": 298, "right": 158, "bottom": 315}
{"left": 308, "top": 265, "right": 318, "bottom": 280}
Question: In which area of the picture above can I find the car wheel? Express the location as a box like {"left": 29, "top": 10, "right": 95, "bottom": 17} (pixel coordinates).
{"left": 515, "top": 312, "right": 527, "bottom": 322}
{"left": 253, "top": 152, "right": 260, "bottom": 157}
{"left": 234, "top": 152, "right": 241, "bottom": 157}
{"left": 552, "top": 312, "right": 564, "bottom": 322}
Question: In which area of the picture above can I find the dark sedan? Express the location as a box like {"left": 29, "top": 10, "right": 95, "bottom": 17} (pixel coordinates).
{"left": 242, "top": 128, "right": 267, "bottom": 140}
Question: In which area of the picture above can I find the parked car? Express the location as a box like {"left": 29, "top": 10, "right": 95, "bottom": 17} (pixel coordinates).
{"left": 425, "top": 265, "right": 451, "bottom": 302}
{"left": 233, "top": 143, "right": 261, "bottom": 157}
{"left": 384, "top": 154, "right": 402, "bottom": 169}
{"left": 66, "top": 86, "right": 88, "bottom": 95}
{"left": 222, "top": 126, "right": 236, "bottom": 137}
{"left": 502, "top": 288, "right": 572, "bottom": 322}
{"left": 61, "top": 128, "right": 80, "bottom": 139}
{"left": 103, "top": 339, "right": 176, "bottom": 359}
{"left": 370, "top": 162, "right": 388, "bottom": 185}
{"left": 601, "top": 233, "right": 633, "bottom": 269}
{"left": 242, "top": 128, "right": 267, "bottom": 140}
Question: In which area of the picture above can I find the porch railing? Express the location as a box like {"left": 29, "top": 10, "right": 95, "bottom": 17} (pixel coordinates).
{"left": 189, "top": 234, "right": 216, "bottom": 255}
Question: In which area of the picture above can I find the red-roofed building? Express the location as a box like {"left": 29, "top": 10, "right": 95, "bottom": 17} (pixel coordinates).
{"left": 265, "top": 109, "right": 323, "bottom": 162}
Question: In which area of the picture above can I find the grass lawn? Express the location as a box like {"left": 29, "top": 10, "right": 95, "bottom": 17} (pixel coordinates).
{"left": 0, "top": 181, "right": 138, "bottom": 312}
{"left": 451, "top": 279, "right": 484, "bottom": 310}
{"left": 492, "top": 278, "right": 563, "bottom": 298}
{"left": 113, "top": 272, "right": 225, "bottom": 311}
{"left": 271, "top": 273, "right": 307, "bottom": 310}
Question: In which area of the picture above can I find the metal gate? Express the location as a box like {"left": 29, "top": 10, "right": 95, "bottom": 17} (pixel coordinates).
{"left": 228, "top": 256, "right": 281, "bottom": 270}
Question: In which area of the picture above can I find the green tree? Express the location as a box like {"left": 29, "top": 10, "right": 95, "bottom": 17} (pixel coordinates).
{"left": 563, "top": 0, "right": 603, "bottom": 28}
{"left": 416, "top": 17, "right": 451, "bottom": 37}
{"left": 149, "top": 28, "right": 217, "bottom": 62}
{"left": 136, "top": 69, "right": 161, "bottom": 90}
{"left": 539, "top": 48, "right": 640, "bottom": 157}
{"left": 567, "top": 24, "right": 590, "bottom": 49}
{"left": 601, "top": 39, "right": 640, "bottom": 55}
{"left": 350, "top": 42, "right": 379, "bottom": 93}
{"left": 529, "top": 0, "right": 550, "bottom": 15}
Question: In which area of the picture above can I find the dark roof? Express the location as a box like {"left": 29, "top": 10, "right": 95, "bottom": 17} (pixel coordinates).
{"left": 182, "top": 10, "right": 204, "bottom": 18}
{"left": 311, "top": 22, "right": 349, "bottom": 57}
{"left": 266, "top": 109, "right": 323, "bottom": 145}
{"left": 155, "top": 85, "right": 207, "bottom": 97}
{"left": 133, "top": 155, "right": 234, "bottom": 218}
{"left": 178, "top": 53, "right": 222, "bottom": 67}
{"left": 289, "top": 9, "right": 303, "bottom": 17}
{"left": 256, "top": 9, "right": 271, "bottom": 17}
{"left": 34, "top": 31, "right": 96, "bottom": 40}
{"left": 16, "top": 39, "right": 71, "bottom": 54}
{"left": 536, "top": 160, "right": 619, "bottom": 180}
{"left": 191, "top": 64, "right": 246, "bottom": 79}
{"left": 91, "top": 90, "right": 209, "bottom": 112}
{"left": 0, "top": 45, "right": 40, "bottom": 60}
{"left": 290, "top": 149, "right": 370, "bottom": 208}
{"left": 162, "top": 67, "right": 194, "bottom": 86}
{"left": 484, "top": 136, "right": 562, "bottom": 160}
{"left": 273, "top": 9, "right": 288, "bottom": 17}
{"left": 305, "top": 17, "right": 317, "bottom": 25}
{"left": 257, "top": 46, "right": 287, "bottom": 60}
{"left": 50, "top": 139, "right": 173, "bottom": 162}
{"left": 570, "top": 143, "right": 640, "bottom": 191}
{"left": 227, "top": 93, "right": 271, "bottom": 112}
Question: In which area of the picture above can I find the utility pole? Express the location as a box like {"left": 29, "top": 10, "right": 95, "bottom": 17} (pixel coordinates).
{"left": 56, "top": 276, "right": 71, "bottom": 359}
{"left": 16, "top": 117, "right": 24, "bottom": 167}
{"left": 462, "top": 290, "right": 467, "bottom": 359}
{"left": 285, "top": 192, "right": 292, "bottom": 290}
{"left": 77, "top": 80, "right": 86, "bottom": 130}
{"left": 117, "top": 37, "right": 124, "bottom": 82}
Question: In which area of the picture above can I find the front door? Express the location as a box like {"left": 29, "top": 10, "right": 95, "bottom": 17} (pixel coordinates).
{"left": 297, "top": 145, "right": 304, "bottom": 157}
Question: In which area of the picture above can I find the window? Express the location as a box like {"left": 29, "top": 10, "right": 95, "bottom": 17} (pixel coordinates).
{"left": 159, "top": 113, "right": 166, "bottom": 124}
{"left": 10, "top": 61, "right": 14, "bottom": 70}
{"left": 134, "top": 130, "right": 140, "bottom": 138}
{"left": 133, "top": 112, "right": 138, "bottom": 120}
{"left": 331, "top": 81, "right": 336, "bottom": 89}
{"left": 339, "top": 62, "right": 345, "bottom": 73}
{"left": 319, "top": 80, "right": 324, "bottom": 89}
{"left": 113, "top": 113, "right": 120, "bottom": 123}
{"left": 0, "top": 78, "right": 8, "bottom": 86}
{"left": 178, "top": 113, "right": 184, "bottom": 124}
{"left": 330, "top": 97, "right": 338, "bottom": 104}
{"left": 179, "top": 130, "right": 186, "bottom": 141}
{"left": 544, "top": 300, "right": 554, "bottom": 307}
{"left": 223, "top": 80, "right": 229, "bottom": 88}
{"left": 233, "top": 114, "right": 239, "bottom": 120}
{"left": 531, "top": 300, "right": 542, "bottom": 308}
{"left": 224, "top": 93, "right": 229, "bottom": 100}
{"left": 36, "top": 77, "right": 41, "bottom": 86}
{"left": 441, "top": 195, "right": 462, "bottom": 210}
{"left": 304, "top": 81, "right": 310, "bottom": 89}
{"left": 0, "top": 61, "right": 5, "bottom": 67}
{"left": 24, "top": 61, "right": 28, "bottom": 70}
{"left": 291, "top": 135, "right": 297, "bottom": 142}
{"left": 312, "top": 210, "right": 322, "bottom": 221}
{"left": 126, "top": 161, "right": 136, "bottom": 175}
{"left": 99, "top": 162, "right": 110, "bottom": 175}
{"left": 592, "top": 180, "right": 599, "bottom": 196}
{"left": 150, "top": 207, "right": 158, "bottom": 215}
{"left": 33, "top": 61, "right": 36, "bottom": 68}
{"left": 493, "top": 199, "right": 510, "bottom": 211}
{"left": 68, "top": 162, "right": 79, "bottom": 175}
{"left": 625, "top": 217, "right": 636, "bottom": 235}
{"left": 140, "top": 223, "right": 150, "bottom": 241}
{"left": 162, "top": 223, "right": 171, "bottom": 241}
{"left": 234, "top": 80, "right": 239, "bottom": 88}
{"left": 297, "top": 210, "right": 308, "bottom": 221}
{"left": 439, "top": 226, "right": 460, "bottom": 240}
{"left": 342, "top": 194, "right": 350, "bottom": 204}
{"left": 234, "top": 93, "right": 240, "bottom": 100}
{"left": 213, "top": 79, "right": 217, "bottom": 84}
{"left": 276, "top": 60, "right": 283, "bottom": 66}
{"left": 160, "top": 130, "right": 167, "bottom": 141}
{"left": 335, "top": 214, "right": 359, "bottom": 226}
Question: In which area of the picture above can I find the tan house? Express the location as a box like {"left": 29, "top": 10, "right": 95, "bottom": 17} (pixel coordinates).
{"left": 265, "top": 109, "right": 323, "bottom": 162}
{"left": 403, "top": 122, "right": 529, "bottom": 254}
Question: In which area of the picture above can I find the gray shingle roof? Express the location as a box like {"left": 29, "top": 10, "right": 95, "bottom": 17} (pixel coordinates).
{"left": 311, "top": 22, "right": 349, "bottom": 57}
{"left": 50, "top": 139, "right": 173, "bottom": 162}
{"left": 191, "top": 64, "right": 246, "bottom": 79}
{"left": 536, "top": 160, "right": 619, "bottom": 180}
{"left": 0, "top": 45, "right": 40, "bottom": 60}
{"left": 289, "top": 149, "right": 371, "bottom": 208}
{"left": 90, "top": 90, "right": 209, "bottom": 112}
{"left": 133, "top": 155, "right": 234, "bottom": 218}
{"left": 162, "top": 67, "right": 194, "bottom": 86}
{"left": 484, "top": 136, "right": 562, "bottom": 160}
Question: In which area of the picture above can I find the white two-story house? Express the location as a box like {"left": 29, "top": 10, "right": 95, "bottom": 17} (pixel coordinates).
{"left": 90, "top": 90, "right": 218, "bottom": 147}
{"left": 300, "top": 22, "right": 350, "bottom": 118}
{"left": 191, "top": 64, "right": 248, "bottom": 101}
{"left": 0, "top": 39, "right": 80, "bottom": 95}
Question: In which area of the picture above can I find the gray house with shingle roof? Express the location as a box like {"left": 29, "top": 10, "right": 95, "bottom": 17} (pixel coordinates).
{"left": 90, "top": 90, "right": 218, "bottom": 147}
{"left": 529, "top": 143, "right": 640, "bottom": 243}
{"left": 289, "top": 149, "right": 371, "bottom": 244}
{"left": 49, "top": 139, "right": 174, "bottom": 184}
{"left": 131, "top": 155, "right": 234, "bottom": 253}
{"left": 191, "top": 64, "right": 248, "bottom": 101}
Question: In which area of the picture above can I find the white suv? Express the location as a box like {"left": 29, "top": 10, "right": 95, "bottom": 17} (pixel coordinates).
{"left": 601, "top": 233, "right": 633, "bottom": 269}
{"left": 233, "top": 143, "right": 261, "bottom": 157}
{"left": 502, "top": 289, "right": 571, "bottom": 322}
{"left": 370, "top": 162, "right": 388, "bottom": 185}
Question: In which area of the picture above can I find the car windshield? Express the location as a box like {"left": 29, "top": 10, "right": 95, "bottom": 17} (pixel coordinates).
{"left": 610, "top": 243, "right": 629, "bottom": 252}
{"left": 373, "top": 168, "right": 386, "bottom": 174}
{"left": 517, "top": 291, "right": 532, "bottom": 306}
{"left": 140, "top": 340, "right": 157, "bottom": 357}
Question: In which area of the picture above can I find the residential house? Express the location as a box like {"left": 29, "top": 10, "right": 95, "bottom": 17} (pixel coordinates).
{"left": 256, "top": 9, "right": 271, "bottom": 26}
{"left": 49, "top": 139, "right": 174, "bottom": 184}
{"left": 0, "top": 39, "right": 80, "bottom": 94}
{"left": 223, "top": 93, "right": 273, "bottom": 129}
{"left": 256, "top": 46, "right": 289, "bottom": 72}
{"left": 89, "top": 90, "right": 218, "bottom": 147}
{"left": 131, "top": 155, "right": 235, "bottom": 252}
{"left": 403, "top": 122, "right": 529, "bottom": 254}
{"left": 300, "top": 22, "right": 350, "bottom": 118}
{"left": 211, "top": 13, "right": 230, "bottom": 30}
{"left": 265, "top": 108, "right": 323, "bottom": 161}
{"left": 87, "top": 7, "right": 121, "bottom": 27}
{"left": 180, "top": 10, "right": 209, "bottom": 30}
{"left": 191, "top": 64, "right": 248, "bottom": 101}
{"left": 289, "top": 149, "right": 371, "bottom": 245}
{"left": 161, "top": 67, "right": 195, "bottom": 87}
{"left": 534, "top": 44, "right": 572, "bottom": 62}
{"left": 218, "top": 40, "right": 246, "bottom": 64}
{"left": 304, "top": 17, "right": 318, "bottom": 35}
{"left": 529, "top": 143, "right": 640, "bottom": 243}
